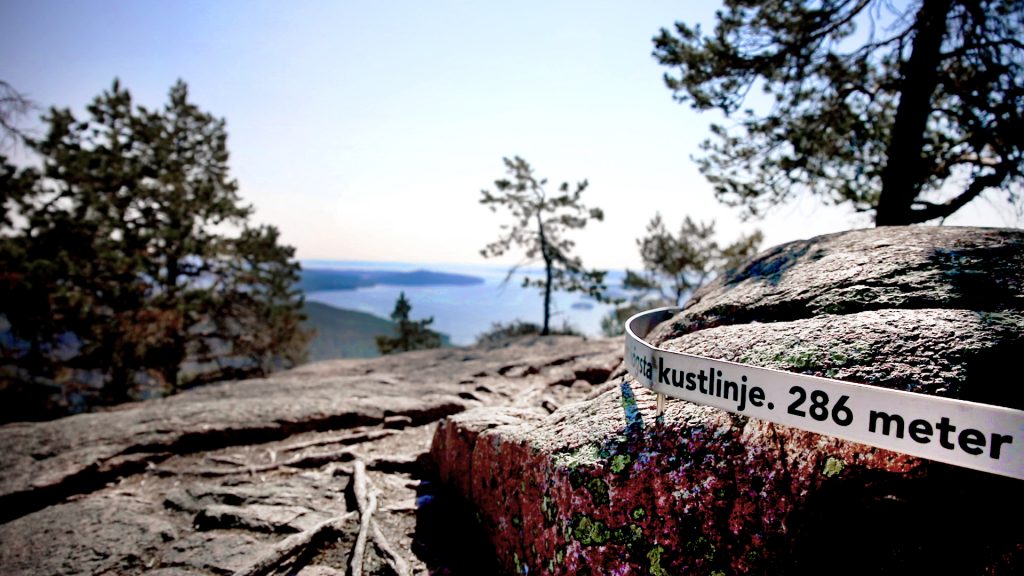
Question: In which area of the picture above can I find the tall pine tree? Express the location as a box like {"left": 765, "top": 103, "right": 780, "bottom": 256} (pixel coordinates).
{"left": 0, "top": 80, "right": 309, "bottom": 419}
{"left": 653, "top": 0, "right": 1024, "bottom": 224}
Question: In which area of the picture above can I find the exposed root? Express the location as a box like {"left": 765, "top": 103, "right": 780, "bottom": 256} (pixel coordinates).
{"left": 350, "top": 459, "right": 410, "bottom": 576}
{"left": 350, "top": 486, "right": 377, "bottom": 576}
{"left": 372, "top": 521, "right": 411, "bottom": 576}
{"left": 280, "top": 429, "right": 396, "bottom": 453}
{"left": 155, "top": 447, "right": 356, "bottom": 477}
{"left": 232, "top": 512, "right": 356, "bottom": 576}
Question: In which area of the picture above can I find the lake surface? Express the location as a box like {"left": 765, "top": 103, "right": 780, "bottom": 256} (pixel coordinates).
{"left": 302, "top": 260, "right": 624, "bottom": 346}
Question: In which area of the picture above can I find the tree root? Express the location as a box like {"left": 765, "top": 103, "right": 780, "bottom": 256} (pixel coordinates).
{"left": 280, "top": 428, "right": 397, "bottom": 453}
{"left": 372, "top": 521, "right": 411, "bottom": 576}
{"left": 155, "top": 447, "right": 356, "bottom": 477}
{"left": 350, "top": 459, "right": 410, "bottom": 576}
{"left": 350, "top": 479, "right": 377, "bottom": 576}
{"left": 232, "top": 511, "right": 356, "bottom": 576}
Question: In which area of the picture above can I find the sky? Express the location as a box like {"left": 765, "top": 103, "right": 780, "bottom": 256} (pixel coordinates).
{"left": 0, "top": 0, "right": 1018, "bottom": 270}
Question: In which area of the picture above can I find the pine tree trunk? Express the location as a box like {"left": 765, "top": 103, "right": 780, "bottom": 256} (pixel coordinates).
{"left": 875, "top": 0, "right": 953, "bottom": 225}
{"left": 535, "top": 211, "right": 553, "bottom": 336}
{"left": 543, "top": 255, "right": 553, "bottom": 336}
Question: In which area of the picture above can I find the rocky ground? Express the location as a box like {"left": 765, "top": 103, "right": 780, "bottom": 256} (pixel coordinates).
{"left": 3, "top": 226, "right": 1022, "bottom": 575}
{"left": 0, "top": 337, "right": 621, "bottom": 575}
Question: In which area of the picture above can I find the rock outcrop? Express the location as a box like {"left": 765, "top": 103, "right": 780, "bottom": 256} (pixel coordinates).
{"left": 431, "top": 226, "right": 1024, "bottom": 575}
{"left": 0, "top": 337, "right": 621, "bottom": 575}
{"left": 4, "top": 226, "right": 1021, "bottom": 575}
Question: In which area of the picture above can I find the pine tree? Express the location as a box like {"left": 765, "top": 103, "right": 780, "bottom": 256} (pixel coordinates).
{"left": 653, "top": 0, "right": 1024, "bottom": 224}
{"left": 0, "top": 79, "right": 309, "bottom": 417}
{"left": 625, "top": 214, "right": 763, "bottom": 307}
{"left": 479, "top": 156, "right": 608, "bottom": 335}
{"left": 375, "top": 292, "right": 442, "bottom": 355}
{"left": 602, "top": 214, "right": 762, "bottom": 337}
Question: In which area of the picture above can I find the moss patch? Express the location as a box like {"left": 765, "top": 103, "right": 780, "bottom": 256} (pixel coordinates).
{"left": 823, "top": 456, "right": 846, "bottom": 478}
{"left": 555, "top": 443, "right": 603, "bottom": 470}
{"left": 585, "top": 477, "right": 610, "bottom": 507}
{"left": 610, "top": 452, "right": 632, "bottom": 474}
{"left": 647, "top": 545, "right": 669, "bottom": 576}
{"left": 571, "top": 515, "right": 610, "bottom": 546}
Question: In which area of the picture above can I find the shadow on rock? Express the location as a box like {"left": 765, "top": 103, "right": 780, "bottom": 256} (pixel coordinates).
{"left": 412, "top": 478, "right": 500, "bottom": 575}
{"left": 789, "top": 464, "right": 1024, "bottom": 575}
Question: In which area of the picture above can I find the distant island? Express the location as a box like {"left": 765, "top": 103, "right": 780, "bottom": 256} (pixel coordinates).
{"left": 298, "top": 268, "right": 485, "bottom": 293}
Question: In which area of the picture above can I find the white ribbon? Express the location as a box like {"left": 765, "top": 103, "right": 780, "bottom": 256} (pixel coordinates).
{"left": 625, "top": 307, "right": 1024, "bottom": 480}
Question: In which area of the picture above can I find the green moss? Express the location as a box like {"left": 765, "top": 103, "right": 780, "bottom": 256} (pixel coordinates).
{"left": 743, "top": 340, "right": 872, "bottom": 374}
{"left": 647, "top": 545, "right": 669, "bottom": 576}
{"left": 823, "top": 457, "right": 846, "bottom": 477}
{"left": 556, "top": 443, "right": 603, "bottom": 470}
{"left": 612, "top": 523, "right": 644, "bottom": 547}
{"left": 610, "top": 452, "right": 632, "bottom": 474}
{"left": 981, "top": 312, "right": 1024, "bottom": 330}
{"left": 585, "top": 477, "right": 610, "bottom": 507}
{"left": 740, "top": 342, "right": 821, "bottom": 369}
{"left": 781, "top": 345, "right": 823, "bottom": 369}
{"left": 631, "top": 506, "right": 646, "bottom": 521}
{"left": 572, "top": 515, "right": 610, "bottom": 546}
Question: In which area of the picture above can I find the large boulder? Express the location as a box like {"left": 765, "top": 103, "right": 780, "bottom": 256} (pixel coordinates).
{"left": 431, "top": 226, "right": 1024, "bottom": 575}
{"left": 0, "top": 336, "right": 621, "bottom": 575}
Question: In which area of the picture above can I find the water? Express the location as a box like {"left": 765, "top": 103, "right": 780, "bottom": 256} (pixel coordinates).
{"left": 302, "top": 260, "right": 624, "bottom": 346}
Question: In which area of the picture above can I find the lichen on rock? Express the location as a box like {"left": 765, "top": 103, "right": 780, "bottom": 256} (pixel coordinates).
{"left": 432, "top": 226, "right": 1024, "bottom": 575}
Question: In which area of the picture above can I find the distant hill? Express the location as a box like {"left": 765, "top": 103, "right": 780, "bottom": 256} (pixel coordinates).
{"left": 298, "top": 268, "right": 483, "bottom": 293}
{"left": 301, "top": 301, "right": 449, "bottom": 361}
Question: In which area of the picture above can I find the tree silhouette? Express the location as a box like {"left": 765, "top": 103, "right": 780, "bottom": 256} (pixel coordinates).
{"left": 603, "top": 214, "right": 762, "bottom": 337}
{"left": 0, "top": 80, "right": 34, "bottom": 150}
{"left": 479, "top": 156, "right": 608, "bottom": 335}
{"left": 654, "top": 0, "right": 1024, "bottom": 224}
{"left": 375, "top": 292, "right": 442, "bottom": 355}
{"left": 625, "top": 214, "right": 763, "bottom": 306}
{"left": 0, "top": 79, "right": 309, "bottom": 418}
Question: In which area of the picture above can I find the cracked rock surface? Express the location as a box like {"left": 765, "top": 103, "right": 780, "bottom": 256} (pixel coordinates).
{"left": 0, "top": 337, "right": 621, "bottom": 575}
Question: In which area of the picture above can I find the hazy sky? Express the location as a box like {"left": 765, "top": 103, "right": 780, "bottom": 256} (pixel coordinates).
{"left": 1, "top": 0, "right": 1017, "bottom": 269}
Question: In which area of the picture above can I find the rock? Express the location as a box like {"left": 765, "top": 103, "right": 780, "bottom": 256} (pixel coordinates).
{"left": 432, "top": 226, "right": 1024, "bottom": 575}
{"left": 0, "top": 336, "right": 621, "bottom": 575}
{"left": 296, "top": 566, "right": 345, "bottom": 576}
{"left": 665, "top": 225, "right": 1024, "bottom": 335}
